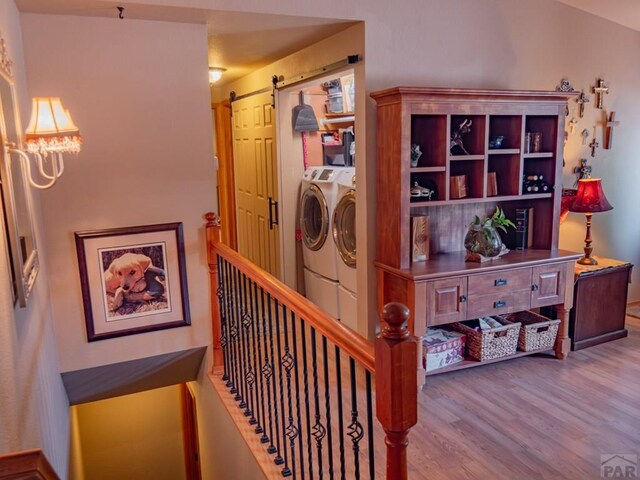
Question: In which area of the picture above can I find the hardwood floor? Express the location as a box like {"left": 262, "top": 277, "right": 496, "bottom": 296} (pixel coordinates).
{"left": 407, "top": 315, "right": 640, "bottom": 479}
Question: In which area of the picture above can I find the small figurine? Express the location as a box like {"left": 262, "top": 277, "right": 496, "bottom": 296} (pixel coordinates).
{"left": 410, "top": 181, "right": 434, "bottom": 200}
{"left": 450, "top": 119, "right": 472, "bottom": 155}
{"left": 573, "top": 158, "right": 592, "bottom": 183}
{"left": 410, "top": 144, "right": 422, "bottom": 167}
{"left": 556, "top": 78, "right": 575, "bottom": 93}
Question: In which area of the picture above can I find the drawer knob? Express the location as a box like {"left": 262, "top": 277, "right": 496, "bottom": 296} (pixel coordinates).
{"left": 494, "top": 278, "right": 507, "bottom": 286}
{"left": 494, "top": 300, "right": 507, "bottom": 308}
{"left": 459, "top": 295, "right": 467, "bottom": 303}
{"left": 532, "top": 284, "right": 539, "bottom": 291}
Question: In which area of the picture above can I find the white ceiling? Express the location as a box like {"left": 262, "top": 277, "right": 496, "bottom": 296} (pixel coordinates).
{"left": 554, "top": 0, "right": 640, "bottom": 32}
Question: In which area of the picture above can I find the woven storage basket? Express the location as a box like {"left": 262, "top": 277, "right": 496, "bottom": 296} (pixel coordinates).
{"left": 503, "top": 311, "right": 560, "bottom": 352}
{"left": 449, "top": 317, "right": 520, "bottom": 362}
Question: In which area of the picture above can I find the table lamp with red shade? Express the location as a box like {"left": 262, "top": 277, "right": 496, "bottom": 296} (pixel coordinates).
{"left": 569, "top": 178, "right": 613, "bottom": 265}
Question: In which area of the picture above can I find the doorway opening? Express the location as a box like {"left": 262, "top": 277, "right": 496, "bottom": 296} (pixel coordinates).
{"left": 209, "top": 19, "right": 365, "bottom": 333}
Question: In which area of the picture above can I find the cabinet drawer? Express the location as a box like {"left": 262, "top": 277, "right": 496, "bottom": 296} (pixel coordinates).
{"left": 467, "top": 289, "right": 531, "bottom": 318}
{"left": 467, "top": 268, "right": 532, "bottom": 296}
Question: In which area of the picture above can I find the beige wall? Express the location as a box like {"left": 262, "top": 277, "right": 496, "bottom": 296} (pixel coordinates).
{"left": 189, "top": 375, "right": 268, "bottom": 480}
{"left": 20, "top": 13, "right": 216, "bottom": 372}
{"left": 0, "top": 2, "right": 70, "bottom": 477}
{"left": 72, "top": 385, "right": 186, "bottom": 479}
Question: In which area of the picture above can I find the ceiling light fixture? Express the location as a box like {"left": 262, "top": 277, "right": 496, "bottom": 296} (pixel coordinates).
{"left": 209, "top": 67, "right": 226, "bottom": 85}
{"left": 6, "top": 97, "right": 82, "bottom": 189}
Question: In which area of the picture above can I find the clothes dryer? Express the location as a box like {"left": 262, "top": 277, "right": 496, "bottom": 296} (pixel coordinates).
{"left": 299, "top": 167, "right": 345, "bottom": 319}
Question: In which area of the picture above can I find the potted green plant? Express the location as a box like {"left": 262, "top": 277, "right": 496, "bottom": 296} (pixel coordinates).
{"left": 464, "top": 207, "right": 516, "bottom": 257}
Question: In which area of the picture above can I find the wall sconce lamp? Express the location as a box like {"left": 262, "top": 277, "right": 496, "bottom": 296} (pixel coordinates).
{"left": 569, "top": 178, "right": 613, "bottom": 265}
{"left": 6, "top": 97, "right": 82, "bottom": 189}
{"left": 208, "top": 67, "right": 226, "bottom": 85}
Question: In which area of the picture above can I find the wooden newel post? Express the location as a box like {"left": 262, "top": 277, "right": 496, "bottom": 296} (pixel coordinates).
{"left": 375, "top": 302, "right": 418, "bottom": 480}
{"left": 205, "top": 212, "right": 224, "bottom": 371}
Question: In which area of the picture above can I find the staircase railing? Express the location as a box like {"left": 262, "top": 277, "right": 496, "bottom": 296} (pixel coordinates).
{"left": 205, "top": 213, "right": 417, "bottom": 480}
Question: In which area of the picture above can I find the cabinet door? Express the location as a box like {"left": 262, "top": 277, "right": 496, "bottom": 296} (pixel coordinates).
{"left": 531, "top": 264, "right": 566, "bottom": 308}
{"left": 426, "top": 277, "right": 467, "bottom": 326}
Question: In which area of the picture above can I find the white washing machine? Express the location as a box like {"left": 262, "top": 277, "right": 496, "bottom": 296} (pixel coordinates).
{"left": 333, "top": 168, "right": 357, "bottom": 328}
{"left": 333, "top": 168, "right": 356, "bottom": 293}
{"left": 300, "top": 166, "right": 344, "bottom": 319}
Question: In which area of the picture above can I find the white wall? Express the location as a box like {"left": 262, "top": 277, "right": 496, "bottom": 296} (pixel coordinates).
{"left": 20, "top": 14, "right": 216, "bottom": 372}
{"left": 0, "top": 2, "right": 70, "bottom": 477}
{"left": 72, "top": 385, "right": 186, "bottom": 480}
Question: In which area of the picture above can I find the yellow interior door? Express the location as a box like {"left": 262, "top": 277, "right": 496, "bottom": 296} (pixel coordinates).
{"left": 232, "top": 91, "right": 280, "bottom": 278}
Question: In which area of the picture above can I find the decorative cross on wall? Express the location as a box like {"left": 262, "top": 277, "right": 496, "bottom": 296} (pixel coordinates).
{"left": 604, "top": 111, "right": 620, "bottom": 149}
{"left": 569, "top": 117, "right": 579, "bottom": 134}
{"left": 576, "top": 90, "right": 590, "bottom": 118}
{"left": 592, "top": 78, "right": 609, "bottom": 109}
{"left": 573, "top": 158, "right": 592, "bottom": 181}
{"left": 589, "top": 136, "right": 599, "bottom": 157}
{"left": 581, "top": 128, "right": 590, "bottom": 145}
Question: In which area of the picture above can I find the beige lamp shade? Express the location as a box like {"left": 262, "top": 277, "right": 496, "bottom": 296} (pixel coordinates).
{"left": 25, "top": 97, "right": 82, "bottom": 154}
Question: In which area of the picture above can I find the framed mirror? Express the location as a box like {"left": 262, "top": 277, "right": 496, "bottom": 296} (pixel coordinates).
{"left": 0, "top": 61, "right": 39, "bottom": 307}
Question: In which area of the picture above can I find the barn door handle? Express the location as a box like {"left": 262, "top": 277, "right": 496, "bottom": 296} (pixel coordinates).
{"left": 531, "top": 284, "right": 539, "bottom": 291}
{"left": 269, "top": 197, "right": 279, "bottom": 230}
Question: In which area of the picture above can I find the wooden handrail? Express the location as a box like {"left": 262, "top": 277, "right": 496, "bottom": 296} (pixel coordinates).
{"left": 205, "top": 212, "right": 374, "bottom": 372}
{"left": 0, "top": 448, "right": 59, "bottom": 479}
{"left": 375, "top": 303, "right": 418, "bottom": 480}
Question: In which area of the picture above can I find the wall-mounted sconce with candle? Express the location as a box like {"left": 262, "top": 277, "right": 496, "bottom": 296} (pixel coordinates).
{"left": 6, "top": 96, "right": 82, "bottom": 189}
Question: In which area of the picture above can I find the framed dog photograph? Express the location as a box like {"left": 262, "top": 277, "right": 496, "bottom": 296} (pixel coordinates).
{"left": 75, "top": 223, "right": 190, "bottom": 342}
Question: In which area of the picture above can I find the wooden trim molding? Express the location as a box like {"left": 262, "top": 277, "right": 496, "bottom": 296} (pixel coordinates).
{"left": 212, "top": 100, "right": 237, "bottom": 250}
{"left": 0, "top": 449, "right": 59, "bottom": 479}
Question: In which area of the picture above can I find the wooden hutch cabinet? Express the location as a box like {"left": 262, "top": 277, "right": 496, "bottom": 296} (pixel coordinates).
{"left": 370, "top": 87, "right": 581, "bottom": 381}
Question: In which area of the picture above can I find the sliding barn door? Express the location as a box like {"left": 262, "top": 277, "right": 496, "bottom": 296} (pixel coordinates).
{"left": 232, "top": 91, "right": 280, "bottom": 278}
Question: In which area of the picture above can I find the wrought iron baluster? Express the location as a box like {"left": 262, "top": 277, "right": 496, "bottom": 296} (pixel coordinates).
{"left": 237, "top": 270, "right": 249, "bottom": 410}
{"left": 365, "top": 371, "right": 374, "bottom": 480}
{"left": 274, "top": 300, "right": 288, "bottom": 471}
{"left": 347, "top": 358, "right": 364, "bottom": 480}
{"left": 230, "top": 267, "right": 243, "bottom": 402}
{"left": 335, "top": 346, "right": 346, "bottom": 480}
{"left": 240, "top": 273, "right": 255, "bottom": 421}
{"left": 267, "top": 293, "right": 284, "bottom": 465}
{"left": 301, "top": 321, "right": 314, "bottom": 480}
{"left": 281, "top": 306, "right": 295, "bottom": 477}
{"left": 290, "top": 312, "right": 305, "bottom": 480}
{"left": 260, "top": 287, "right": 277, "bottom": 453}
{"left": 322, "top": 337, "right": 334, "bottom": 478}
{"left": 310, "top": 327, "right": 325, "bottom": 480}
{"left": 216, "top": 257, "right": 229, "bottom": 382}
{"left": 248, "top": 280, "right": 265, "bottom": 436}
{"left": 226, "top": 262, "right": 239, "bottom": 394}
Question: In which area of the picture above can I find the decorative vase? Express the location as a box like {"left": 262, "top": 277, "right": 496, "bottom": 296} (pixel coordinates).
{"left": 464, "top": 224, "right": 503, "bottom": 257}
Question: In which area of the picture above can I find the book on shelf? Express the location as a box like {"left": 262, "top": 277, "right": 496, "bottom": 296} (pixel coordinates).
{"left": 503, "top": 207, "right": 534, "bottom": 250}
{"left": 410, "top": 215, "right": 430, "bottom": 262}
{"left": 515, "top": 207, "right": 534, "bottom": 250}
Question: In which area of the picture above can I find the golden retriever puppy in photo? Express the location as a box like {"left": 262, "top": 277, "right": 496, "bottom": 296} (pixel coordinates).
{"left": 104, "top": 252, "right": 159, "bottom": 311}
